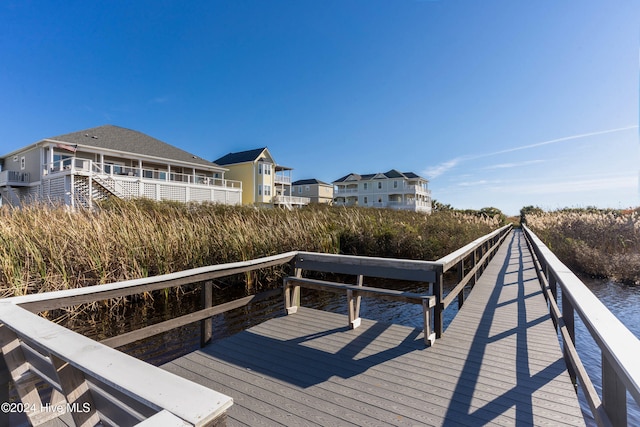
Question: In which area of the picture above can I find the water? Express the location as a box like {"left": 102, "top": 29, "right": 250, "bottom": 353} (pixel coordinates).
{"left": 66, "top": 275, "right": 640, "bottom": 425}
{"left": 571, "top": 276, "right": 640, "bottom": 426}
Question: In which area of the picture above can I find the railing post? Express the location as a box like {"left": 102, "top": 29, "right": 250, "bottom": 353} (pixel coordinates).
{"left": 562, "top": 290, "right": 577, "bottom": 386}
{"left": 602, "top": 352, "right": 627, "bottom": 427}
{"left": 0, "top": 344, "right": 9, "bottom": 427}
{"left": 200, "top": 280, "right": 213, "bottom": 347}
{"left": 457, "top": 260, "right": 464, "bottom": 309}
{"left": 349, "top": 274, "right": 364, "bottom": 329}
{"left": 434, "top": 267, "right": 444, "bottom": 338}
{"left": 472, "top": 248, "right": 478, "bottom": 285}
{"left": 549, "top": 270, "right": 558, "bottom": 302}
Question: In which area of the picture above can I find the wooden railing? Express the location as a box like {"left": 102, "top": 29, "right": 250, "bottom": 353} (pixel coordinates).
{"left": 523, "top": 225, "right": 640, "bottom": 427}
{"left": 0, "top": 252, "right": 298, "bottom": 426}
{"left": 0, "top": 226, "right": 513, "bottom": 426}
{"left": 431, "top": 223, "right": 513, "bottom": 337}
{"left": 0, "top": 302, "right": 232, "bottom": 427}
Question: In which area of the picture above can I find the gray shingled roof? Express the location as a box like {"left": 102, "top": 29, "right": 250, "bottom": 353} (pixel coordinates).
{"left": 333, "top": 170, "right": 426, "bottom": 183}
{"left": 46, "top": 125, "right": 219, "bottom": 168}
{"left": 213, "top": 148, "right": 267, "bottom": 165}
{"left": 292, "top": 178, "right": 331, "bottom": 186}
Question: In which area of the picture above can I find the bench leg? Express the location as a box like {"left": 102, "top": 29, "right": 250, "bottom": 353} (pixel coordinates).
{"left": 347, "top": 290, "right": 361, "bottom": 329}
{"left": 284, "top": 284, "right": 300, "bottom": 315}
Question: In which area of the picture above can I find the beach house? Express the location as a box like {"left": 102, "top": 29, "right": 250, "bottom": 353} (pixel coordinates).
{"left": 291, "top": 179, "right": 334, "bottom": 204}
{"left": 213, "top": 147, "right": 310, "bottom": 208}
{"left": 0, "top": 125, "right": 242, "bottom": 208}
{"left": 333, "top": 170, "right": 432, "bottom": 213}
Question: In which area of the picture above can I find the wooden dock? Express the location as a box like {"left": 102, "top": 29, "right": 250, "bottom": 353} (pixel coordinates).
{"left": 162, "top": 230, "right": 585, "bottom": 426}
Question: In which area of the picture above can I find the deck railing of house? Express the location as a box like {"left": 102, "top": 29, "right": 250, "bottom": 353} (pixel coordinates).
{"left": 523, "top": 225, "right": 640, "bottom": 427}
{"left": 273, "top": 195, "right": 311, "bottom": 206}
{"left": 334, "top": 188, "right": 359, "bottom": 195}
{"left": 44, "top": 158, "right": 242, "bottom": 190}
{"left": 0, "top": 171, "right": 31, "bottom": 186}
{"left": 274, "top": 175, "right": 291, "bottom": 185}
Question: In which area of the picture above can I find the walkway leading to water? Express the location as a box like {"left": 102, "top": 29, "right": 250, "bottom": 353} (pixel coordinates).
{"left": 162, "top": 231, "right": 585, "bottom": 426}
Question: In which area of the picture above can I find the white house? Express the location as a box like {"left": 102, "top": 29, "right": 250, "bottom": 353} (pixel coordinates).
{"left": 333, "top": 170, "right": 432, "bottom": 213}
{"left": 0, "top": 125, "right": 242, "bottom": 208}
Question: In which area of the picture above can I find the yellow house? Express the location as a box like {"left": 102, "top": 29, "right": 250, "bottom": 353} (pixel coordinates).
{"left": 213, "top": 147, "right": 309, "bottom": 207}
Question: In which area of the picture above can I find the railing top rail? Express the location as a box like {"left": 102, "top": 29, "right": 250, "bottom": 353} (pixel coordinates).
{"left": 9, "top": 251, "right": 298, "bottom": 312}
{"left": 0, "top": 301, "right": 233, "bottom": 425}
{"left": 436, "top": 224, "right": 512, "bottom": 271}
{"left": 523, "top": 224, "right": 640, "bottom": 405}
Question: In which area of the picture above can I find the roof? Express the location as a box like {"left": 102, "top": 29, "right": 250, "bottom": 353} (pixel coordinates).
{"left": 213, "top": 148, "right": 268, "bottom": 165}
{"left": 44, "top": 125, "right": 218, "bottom": 168}
{"left": 292, "top": 178, "right": 331, "bottom": 186}
{"left": 333, "top": 170, "right": 427, "bottom": 183}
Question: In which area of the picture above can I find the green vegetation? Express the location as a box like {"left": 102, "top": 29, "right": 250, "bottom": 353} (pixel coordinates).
{"left": 0, "top": 200, "right": 502, "bottom": 298}
{"left": 522, "top": 206, "right": 640, "bottom": 285}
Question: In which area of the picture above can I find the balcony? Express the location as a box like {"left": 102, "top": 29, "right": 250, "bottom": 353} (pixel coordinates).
{"left": 274, "top": 195, "right": 311, "bottom": 206}
{"left": 334, "top": 188, "right": 358, "bottom": 195}
{"left": 274, "top": 175, "right": 292, "bottom": 185}
{"left": 43, "top": 158, "right": 242, "bottom": 190}
{"left": 0, "top": 170, "right": 31, "bottom": 186}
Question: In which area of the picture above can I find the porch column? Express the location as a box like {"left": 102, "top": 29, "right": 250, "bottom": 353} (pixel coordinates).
{"left": 166, "top": 164, "right": 170, "bottom": 181}
{"left": 138, "top": 160, "right": 144, "bottom": 197}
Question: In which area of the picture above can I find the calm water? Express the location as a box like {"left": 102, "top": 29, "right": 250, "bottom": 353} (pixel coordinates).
{"left": 68, "top": 276, "right": 640, "bottom": 425}
{"left": 571, "top": 276, "right": 640, "bottom": 426}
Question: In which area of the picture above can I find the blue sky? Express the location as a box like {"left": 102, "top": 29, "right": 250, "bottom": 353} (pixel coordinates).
{"left": 1, "top": 1, "right": 638, "bottom": 215}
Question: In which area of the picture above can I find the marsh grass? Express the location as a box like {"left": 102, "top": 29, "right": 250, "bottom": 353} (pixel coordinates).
{"left": 0, "top": 200, "right": 502, "bottom": 301}
{"left": 524, "top": 207, "right": 640, "bottom": 285}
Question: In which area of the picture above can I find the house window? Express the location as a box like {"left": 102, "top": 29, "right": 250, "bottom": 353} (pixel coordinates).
{"left": 20, "top": 156, "right": 26, "bottom": 170}
{"left": 305, "top": 185, "right": 310, "bottom": 191}
{"left": 264, "top": 164, "right": 271, "bottom": 175}
{"left": 377, "top": 182, "right": 382, "bottom": 189}
{"left": 298, "top": 187, "right": 302, "bottom": 194}
{"left": 258, "top": 164, "right": 263, "bottom": 174}
{"left": 363, "top": 183, "right": 368, "bottom": 190}
{"left": 258, "top": 185, "right": 262, "bottom": 196}
{"left": 378, "top": 197, "right": 382, "bottom": 203}
{"left": 393, "top": 181, "right": 398, "bottom": 188}
{"left": 264, "top": 185, "right": 271, "bottom": 196}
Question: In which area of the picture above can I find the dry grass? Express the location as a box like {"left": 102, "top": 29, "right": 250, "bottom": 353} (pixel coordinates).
{"left": 524, "top": 207, "right": 640, "bottom": 284}
{"left": 0, "top": 200, "right": 502, "bottom": 298}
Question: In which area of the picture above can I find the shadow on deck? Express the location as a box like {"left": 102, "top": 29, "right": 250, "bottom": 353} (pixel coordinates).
{"left": 163, "top": 231, "right": 585, "bottom": 426}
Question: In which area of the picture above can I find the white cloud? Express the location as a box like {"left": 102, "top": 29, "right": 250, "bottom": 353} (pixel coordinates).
{"left": 423, "top": 158, "right": 462, "bottom": 179}
{"left": 458, "top": 180, "right": 491, "bottom": 187}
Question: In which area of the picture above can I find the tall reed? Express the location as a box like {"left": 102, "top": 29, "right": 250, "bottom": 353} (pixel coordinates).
{"left": 524, "top": 207, "right": 640, "bottom": 284}
{"left": 0, "top": 200, "right": 501, "bottom": 298}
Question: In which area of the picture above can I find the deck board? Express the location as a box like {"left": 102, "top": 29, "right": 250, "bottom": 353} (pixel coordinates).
{"left": 162, "top": 230, "right": 585, "bottom": 426}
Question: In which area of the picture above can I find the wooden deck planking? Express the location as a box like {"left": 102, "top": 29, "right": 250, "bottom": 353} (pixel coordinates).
{"left": 162, "top": 230, "right": 585, "bottom": 426}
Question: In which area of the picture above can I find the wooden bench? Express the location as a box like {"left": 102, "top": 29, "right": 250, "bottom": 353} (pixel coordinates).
{"left": 284, "top": 277, "right": 436, "bottom": 346}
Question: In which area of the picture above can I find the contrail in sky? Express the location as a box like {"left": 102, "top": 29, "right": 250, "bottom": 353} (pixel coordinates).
{"left": 473, "top": 125, "right": 639, "bottom": 159}
{"left": 424, "top": 125, "right": 638, "bottom": 179}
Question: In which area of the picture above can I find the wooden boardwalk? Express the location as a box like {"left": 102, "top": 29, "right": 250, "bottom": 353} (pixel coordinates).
{"left": 162, "top": 230, "right": 585, "bottom": 426}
